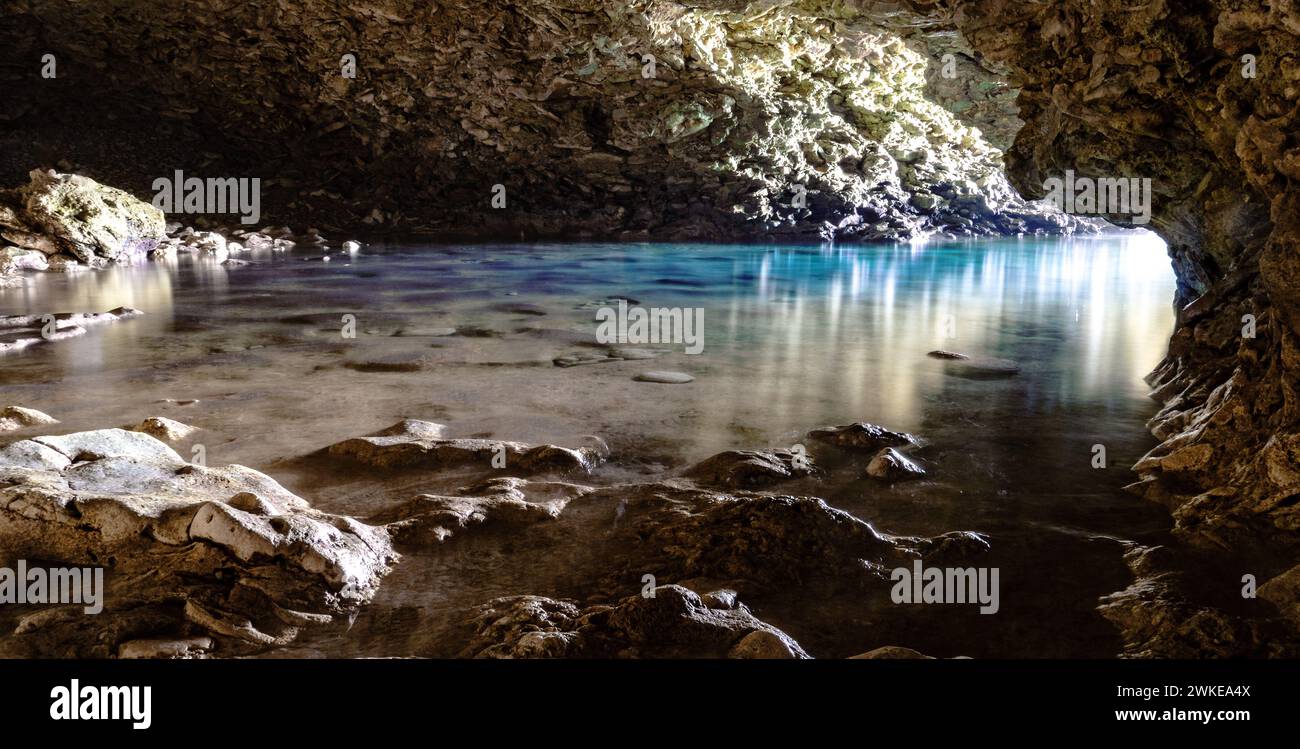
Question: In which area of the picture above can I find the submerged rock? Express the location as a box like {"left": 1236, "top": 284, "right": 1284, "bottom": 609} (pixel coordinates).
{"left": 934, "top": 353, "right": 1021, "bottom": 379}
{"left": 633, "top": 371, "right": 694, "bottom": 384}
{"left": 0, "top": 427, "right": 396, "bottom": 657}
{"left": 808, "top": 422, "right": 916, "bottom": 451}
{"left": 0, "top": 307, "right": 143, "bottom": 354}
{"left": 371, "top": 477, "right": 587, "bottom": 546}
{"left": 684, "top": 449, "right": 815, "bottom": 490}
{"left": 866, "top": 448, "right": 927, "bottom": 482}
{"left": 326, "top": 419, "right": 606, "bottom": 475}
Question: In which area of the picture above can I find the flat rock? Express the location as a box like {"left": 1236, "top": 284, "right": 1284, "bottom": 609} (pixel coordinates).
{"left": 634, "top": 370, "right": 694, "bottom": 384}
{"left": 327, "top": 419, "right": 606, "bottom": 475}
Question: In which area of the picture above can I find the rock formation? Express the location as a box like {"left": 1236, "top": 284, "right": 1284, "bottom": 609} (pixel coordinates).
{"left": 0, "top": 427, "right": 396, "bottom": 657}
{"left": 1, "top": 0, "right": 1088, "bottom": 241}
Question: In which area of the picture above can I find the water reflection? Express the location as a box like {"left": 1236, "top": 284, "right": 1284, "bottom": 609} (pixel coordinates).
{"left": 1, "top": 234, "right": 1175, "bottom": 468}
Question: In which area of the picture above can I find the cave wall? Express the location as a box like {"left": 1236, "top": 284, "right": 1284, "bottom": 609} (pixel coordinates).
{"left": 0, "top": 0, "right": 1068, "bottom": 240}
{"left": 911, "top": 0, "right": 1300, "bottom": 554}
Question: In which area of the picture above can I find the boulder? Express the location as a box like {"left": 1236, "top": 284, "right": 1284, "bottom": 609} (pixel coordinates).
{"left": 0, "top": 405, "right": 59, "bottom": 432}
{"left": 0, "top": 426, "right": 396, "bottom": 657}
{"left": 19, "top": 170, "right": 165, "bottom": 264}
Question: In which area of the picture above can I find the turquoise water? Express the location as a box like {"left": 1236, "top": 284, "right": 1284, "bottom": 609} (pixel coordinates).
{"left": 0, "top": 233, "right": 1179, "bottom": 656}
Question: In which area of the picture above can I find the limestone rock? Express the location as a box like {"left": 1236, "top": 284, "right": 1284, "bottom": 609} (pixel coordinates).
{"left": 327, "top": 419, "right": 606, "bottom": 475}
{"left": 0, "top": 426, "right": 396, "bottom": 657}
{"left": 0, "top": 406, "right": 59, "bottom": 432}
{"left": 19, "top": 170, "right": 164, "bottom": 263}
{"left": 129, "top": 416, "right": 199, "bottom": 442}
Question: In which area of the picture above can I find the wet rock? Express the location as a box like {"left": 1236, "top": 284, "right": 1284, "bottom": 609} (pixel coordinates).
{"left": 808, "top": 422, "right": 916, "bottom": 451}
{"left": 18, "top": 170, "right": 165, "bottom": 264}
{"left": 596, "top": 482, "right": 985, "bottom": 587}
{"left": 1259, "top": 565, "right": 1300, "bottom": 627}
{"left": 728, "top": 629, "right": 803, "bottom": 659}
{"left": 460, "top": 585, "right": 809, "bottom": 659}
{"left": 0, "top": 246, "right": 49, "bottom": 274}
{"left": 634, "top": 371, "right": 694, "bottom": 384}
{"left": 371, "top": 477, "right": 586, "bottom": 546}
{"left": 684, "top": 449, "right": 815, "bottom": 490}
{"left": 936, "top": 354, "right": 1021, "bottom": 379}
{"left": 1097, "top": 545, "right": 1296, "bottom": 658}
{"left": 129, "top": 416, "right": 199, "bottom": 443}
{"left": 849, "top": 646, "right": 936, "bottom": 659}
{"left": 44, "top": 256, "right": 85, "bottom": 273}
{"left": 342, "top": 240, "right": 361, "bottom": 253}
{"left": 866, "top": 448, "right": 926, "bottom": 482}
{"left": 0, "top": 306, "right": 143, "bottom": 354}
{"left": 493, "top": 302, "right": 548, "bottom": 316}
{"left": 926, "top": 350, "right": 969, "bottom": 360}
{"left": 118, "top": 637, "right": 213, "bottom": 660}
{"left": 607, "top": 347, "right": 663, "bottom": 361}
{"left": 343, "top": 351, "right": 429, "bottom": 373}
{"left": 553, "top": 352, "right": 618, "bottom": 368}
{"left": 326, "top": 419, "right": 605, "bottom": 475}
{"left": 393, "top": 326, "right": 456, "bottom": 337}
{"left": 0, "top": 406, "right": 59, "bottom": 432}
{"left": 0, "top": 426, "right": 396, "bottom": 657}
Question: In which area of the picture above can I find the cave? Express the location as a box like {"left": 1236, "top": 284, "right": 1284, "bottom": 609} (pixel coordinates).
{"left": 1, "top": 0, "right": 1298, "bottom": 690}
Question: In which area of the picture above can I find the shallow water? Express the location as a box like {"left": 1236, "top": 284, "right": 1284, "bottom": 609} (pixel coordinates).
{"left": 0, "top": 233, "right": 1179, "bottom": 657}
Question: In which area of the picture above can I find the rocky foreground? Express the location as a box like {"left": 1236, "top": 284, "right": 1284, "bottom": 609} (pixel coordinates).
{"left": 2, "top": 412, "right": 1296, "bottom": 659}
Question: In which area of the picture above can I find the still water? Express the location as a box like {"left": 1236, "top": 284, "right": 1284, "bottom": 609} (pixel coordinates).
{"left": 0, "top": 233, "right": 1178, "bottom": 657}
